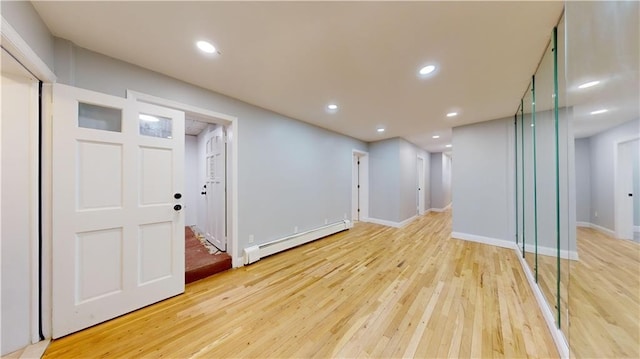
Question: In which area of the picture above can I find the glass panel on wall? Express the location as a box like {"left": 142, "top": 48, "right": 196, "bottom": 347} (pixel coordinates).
{"left": 522, "top": 81, "right": 536, "bottom": 278}
{"left": 532, "top": 36, "right": 561, "bottom": 328}
{"left": 139, "top": 113, "right": 173, "bottom": 138}
{"left": 515, "top": 102, "right": 523, "bottom": 249}
{"left": 565, "top": 1, "right": 640, "bottom": 357}
{"left": 78, "top": 102, "right": 122, "bottom": 132}
{"left": 556, "top": 15, "right": 571, "bottom": 340}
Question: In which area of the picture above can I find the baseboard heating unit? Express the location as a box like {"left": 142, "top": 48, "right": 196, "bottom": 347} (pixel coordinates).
{"left": 244, "top": 220, "right": 353, "bottom": 265}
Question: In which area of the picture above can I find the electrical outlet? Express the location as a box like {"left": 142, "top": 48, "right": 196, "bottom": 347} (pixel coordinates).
{"left": 248, "top": 234, "right": 254, "bottom": 243}
{"left": 594, "top": 211, "right": 598, "bottom": 218}
{"left": 294, "top": 226, "right": 298, "bottom": 233}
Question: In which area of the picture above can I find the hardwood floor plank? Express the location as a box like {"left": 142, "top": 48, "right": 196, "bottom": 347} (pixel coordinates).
{"left": 43, "top": 211, "right": 558, "bottom": 358}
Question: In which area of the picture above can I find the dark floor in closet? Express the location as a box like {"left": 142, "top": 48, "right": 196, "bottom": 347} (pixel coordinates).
{"left": 185, "top": 227, "right": 232, "bottom": 284}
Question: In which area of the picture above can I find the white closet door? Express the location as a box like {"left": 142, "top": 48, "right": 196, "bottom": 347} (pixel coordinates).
{"left": 52, "top": 84, "right": 185, "bottom": 338}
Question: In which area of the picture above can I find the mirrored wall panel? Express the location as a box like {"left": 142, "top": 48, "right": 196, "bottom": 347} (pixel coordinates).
{"left": 516, "top": 2, "right": 639, "bottom": 357}
{"left": 565, "top": 1, "right": 639, "bottom": 357}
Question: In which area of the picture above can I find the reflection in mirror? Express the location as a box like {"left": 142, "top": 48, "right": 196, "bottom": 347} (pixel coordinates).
{"left": 526, "top": 35, "right": 562, "bottom": 329}
{"left": 566, "top": 1, "right": 640, "bottom": 357}
{"left": 515, "top": 102, "right": 523, "bottom": 252}
{"left": 556, "top": 15, "right": 572, "bottom": 341}
{"left": 521, "top": 82, "right": 536, "bottom": 280}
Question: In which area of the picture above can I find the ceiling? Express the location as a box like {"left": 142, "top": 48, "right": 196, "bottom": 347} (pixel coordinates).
{"left": 563, "top": 1, "right": 639, "bottom": 139}
{"left": 185, "top": 119, "right": 209, "bottom": 136}
{"left": 32, "top": 1, "right": 566, "bottom": 152}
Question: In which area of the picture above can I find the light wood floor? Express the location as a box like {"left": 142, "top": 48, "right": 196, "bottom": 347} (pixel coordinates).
{"left": 525, "top": 227, "right": 640, "bottom": 358}
{"left": 569, "top": 227, "right": 640, "bottom": 358}
{"left": 43, "top": 211, "right": 557, "bottom": 358}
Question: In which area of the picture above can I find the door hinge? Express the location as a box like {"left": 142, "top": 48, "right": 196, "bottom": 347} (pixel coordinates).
{"left": 357, "top": 208, "right": 360, "bottom": 212}
{"left": 357, "top": 161, "right": 360, "bottom": 165}
{"left": 357, "top": 185, "right": 360, "bottom": 189}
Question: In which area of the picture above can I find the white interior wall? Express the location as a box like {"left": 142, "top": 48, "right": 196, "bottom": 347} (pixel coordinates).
{"left": 430, "top": 152, "right": 452, "bottom": 210}
{"left": 369, "top": 139, "right": 401, "bottom": 223}
{"left": 574, "top": 138, "right": 591, "bottom": 223}
{"left": 369, "top": 138, "right": 429, "bottom": 225}
{"left": 442, "top": 153, "right": 452, "bottom": 206}
{"left": 452, "top": 118, "right": 513, "bottom": 243}
{"left": 0, "top": 1, "right": 55, "bottom": 71}
{"left": 422, "top": 153, "right": 432, "bottom": 211}
{"left": 399, "top": 139, "right": 418, "bottom": 221}
{"left": 588, "top": 119, "right": 640, "bottom": 231}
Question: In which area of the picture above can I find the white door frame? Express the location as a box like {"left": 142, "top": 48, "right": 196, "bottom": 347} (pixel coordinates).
{"left": 352, "top": 150, "right": 369, "bottom": 222}
{"left": 614, "top": 136, "right": 639, "bottom": 239}
{"left": 1, "top": 49, "right": 41, "bottom": 349}
{"left": 126, "top": 90, "right": 240, "bottom": 267}
{"left": 2, "top": 16, "right": 57, "bottom": 342}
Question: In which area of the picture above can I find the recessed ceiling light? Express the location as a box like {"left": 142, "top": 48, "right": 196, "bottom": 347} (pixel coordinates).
{"left": 377, "top": 128, "right": 385, "bottom": 133}
{"left": 196, "top": 40, "right": 217, "bottom": 54}
{"left": 578, "top": 80, "right": 600, "bottom": 89}
{"left": 432, "top": 135, "right": 440, "bottom": 139}
{"left": 446, "top": 112, "right": 458, "bottom": 117}
{"left": 139, "top": 114, "right": 159, "bottom": 122}
{"left": 590, "top": 109, "right": 608, "bottom": 115}
{"left": 327, "top": 104, "right": 338, "bottom": 110}
{"left": 419, "top": 65, "right": 436, "bottom": 76}
{"left": 445, "top": 144, "right": 452, "bottom": 148}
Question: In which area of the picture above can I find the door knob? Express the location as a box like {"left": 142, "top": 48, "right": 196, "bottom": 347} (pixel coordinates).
{"left": 174, "top": 204, "right": 182, "bottom": 211}
{"left": 201, "top": 191, "right": 207, "bottom": 195}
{"left": 174, "top": 193, "right": 182, "bottom": 199}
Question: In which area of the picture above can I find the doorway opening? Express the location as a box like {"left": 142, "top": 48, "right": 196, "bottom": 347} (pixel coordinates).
{"left": 352, "top": 150, "right": 369, "bottom": 222}
{"left": 184, "top": 119, "right": 231, "bottom": 283}
{"left": 126, "top": 90, "right": 240, "bottom": 269}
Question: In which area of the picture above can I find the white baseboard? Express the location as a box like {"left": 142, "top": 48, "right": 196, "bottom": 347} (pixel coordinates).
{"left": 366, "top": 215, "right": 417, "bottom": 228}
{"left": 523, "top": 244, "right": 579, "bottom": 261}
{"left": 451, "top": 232, "right": 516, "bottom": 250}
{"left": 429, "top": 202, "right": 452, "bottom": 213}
{"left": 514, "top": 247, "right": 569, "bottom": 358}
{"left": 14, "top": 339, "right": 50, "bottom": 359}
{"left": 576, "top": 221, "right": 591, "bottom": 228}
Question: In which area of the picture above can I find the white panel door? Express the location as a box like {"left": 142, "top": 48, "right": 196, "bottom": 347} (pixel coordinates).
{"left": 352, "top": 155, "right": 360, "bottom": 221}
{"left": 616, "top": 140, "right": 635, "bottom": 239}
{"left": 204, "top": 126, "right": 226, "bottom": 251}
{"left": 52, "top": 84, "right": 185, "bottom": 338}
{"left": 417, "top": 157, "right": 425, "bottom": 215}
